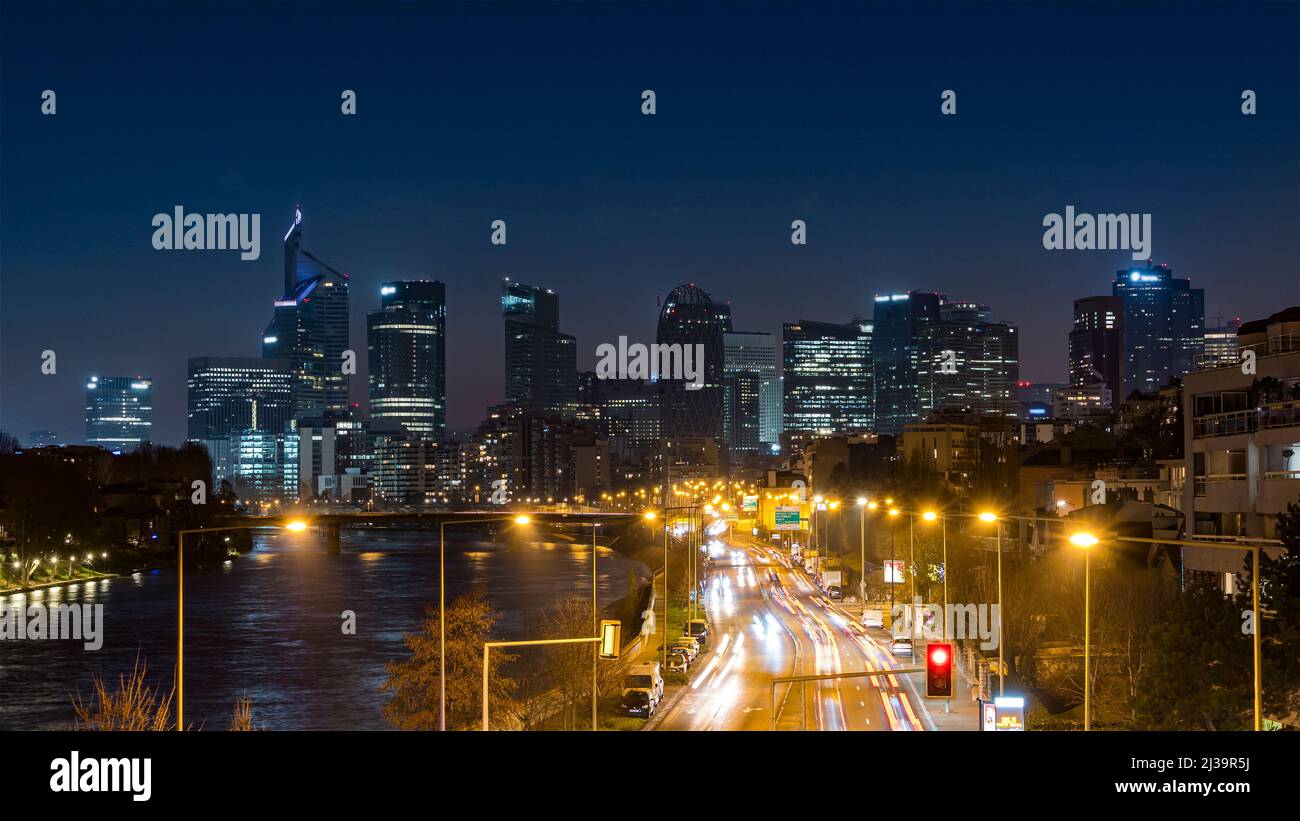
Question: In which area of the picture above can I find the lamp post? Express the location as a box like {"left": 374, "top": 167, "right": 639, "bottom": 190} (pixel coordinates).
{"left": 887, "top": 508, "right": 900, "bottom": 612}
{"left": 978, "top": 511, "right": 1003, "bottom": 696}
{"left": 856, "top": 498, "right": 868, "bottom": 601}
{"left": 176, "top": 518, "right": 309, "bottom": 731}
{"left": 1069, "top": 531, "right": 1099, "bottom": 731}
{"left": 438, "top": 514, "right": 530, "bottom": 732}
{"left": 921, "top": 510, "right": 944, "bottom": 636}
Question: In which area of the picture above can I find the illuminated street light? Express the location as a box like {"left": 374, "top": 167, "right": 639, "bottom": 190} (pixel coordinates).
{"left": 856, "top": 497, "right": 868, "bottom": 506}
{"left": 1071, "top": 530, "right": 1099, "bottom": 731}
{"left": 284, "top": 520, "right": 309, "bottom": 532}
{"left": 643, "top": 511, "right": 657, "bottom": 520}
{"left": 514, "top": 515, "right": 531, "bottom": 525}
{"left": 979, "top": 510, "right": 1003, "bottom": 694}
{"left": 922, "top": 510, "right": 938, "bottom": 522}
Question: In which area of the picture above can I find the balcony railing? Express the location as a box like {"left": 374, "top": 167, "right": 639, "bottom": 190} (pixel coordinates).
{"left": 1193, "top": 401, "right": 1300, "bottom": 438}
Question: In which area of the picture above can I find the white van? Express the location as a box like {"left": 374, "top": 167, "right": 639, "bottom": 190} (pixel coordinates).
{"left": 622, "top": 661, "right": 664, "bottom": 701}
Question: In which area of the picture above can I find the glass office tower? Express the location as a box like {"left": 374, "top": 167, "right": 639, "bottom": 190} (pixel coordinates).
{"left": 656, "top": 283, "right": 726, "bottom": 441}
{"left": 502, "top": 278, "right": 577, "bottom": 417}
{"left": 263, "top": 208, "right": 351, "bottom": 419}
{"left": 368, "top": 280, "right": 447, "bottom": 441}
{"left": 781, "top": 319, "right": 874, "bottom": 435}
{"left": 1111, "top": 262, "right": 1204, "bottom": 396}
{"left": 872, "top": 292, "right": 942, "bottom": 436}
{"left": 85, "top": 375, "right": 152, "bottom": 451}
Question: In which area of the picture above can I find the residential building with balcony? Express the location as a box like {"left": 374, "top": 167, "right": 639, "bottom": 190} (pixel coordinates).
{"left": 1183, "top": 307, "right": 1300, "bottom": 542}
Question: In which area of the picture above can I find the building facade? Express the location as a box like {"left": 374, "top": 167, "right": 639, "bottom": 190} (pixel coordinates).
{"left": 367, "top": 280, "right": 447, "bottom": 441}
{"left": 85, "top": 376, "right": 152, "bottom": 451}
{"left": 656, "top": 284, "right": 726, "bottom": 442}
{"left": 782, "top": 319, "right": 873, "bottom": 436}
{"left": 503, "top": 279, "right": 577, "bottom": 417}
{"left": 1112, "top": 262, "right": 1204, "bottom": 397}
{"left": 262, "top": 208, "right": 351, "bottom": 420}
{"left": 1068, "top": 295, "right": 1124, "bottom": 406}
{"left": 872, "top": 292, "right": 942, "bottom": 436}
{"left": 187, "top": 356, "right": 294, "bottom": 442}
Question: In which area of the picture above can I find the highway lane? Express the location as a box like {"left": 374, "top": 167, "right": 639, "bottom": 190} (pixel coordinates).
{"left": 650, "top": 541, "right": 800, "bottom": 730}
{"left": 651, "top": 535, "right": 926, "bottom": 731}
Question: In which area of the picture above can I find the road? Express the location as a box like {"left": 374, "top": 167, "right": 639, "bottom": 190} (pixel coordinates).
{"left": 650, "top": 534, "right": 926, "bottom": 731}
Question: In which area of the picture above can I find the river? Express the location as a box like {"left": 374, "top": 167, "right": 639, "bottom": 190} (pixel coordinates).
{"left": 0, "top": 528, "right": 649, "bottom": 730}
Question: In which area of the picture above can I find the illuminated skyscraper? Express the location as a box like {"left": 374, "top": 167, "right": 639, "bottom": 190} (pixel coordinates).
{"left": 85, "top": 375, "right": 152, "bottom": 452}
{"left": 724, "top": 330, "right": 778, "bottom": 454}
{"left": 1068, "top": 295, "right": 1124, "bottom": 406}
{"left": 1112, "top": 262, "right": 1204, "bottom": 396}
{"left": 187, "top": 356, "right": 294, "bottom": 441}
{"left": 368, "top": 280, "right": 447, "bottom": 441}
{"left": 263, "top": 208, "right": 351, "bottom": 419}
{"left": 656, "top": 284, "right": 726, "bottom": 441}
{"left": 502, "top": 279, "right": 577, "bottom": 417}
{"left": 872, "top": 292, "right": 942, "bottom": 436}
{"left": 781, "top": 319, "right": 873, "bottom": 435}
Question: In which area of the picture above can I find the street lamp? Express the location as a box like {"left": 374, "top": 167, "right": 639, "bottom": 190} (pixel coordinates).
{"left": 1070, "top": 531, "right": 1099, "bottom": 731}
{"left": 856, "top": 498, "right": 868, "bottom": 600}
{"left": 176, "top": 516, "right": 311, "bottom": 731}
{"left": 887, "top": 508, "right": 900, "bottom": 613}
{"left": 978, "top": 510, "right": 1003, "bottom": 696}
{"left": 438, "top": 514, "right": 531, "bottom": 731}
{"left": 921, "top": 510, "right": 946, "bottom": 639}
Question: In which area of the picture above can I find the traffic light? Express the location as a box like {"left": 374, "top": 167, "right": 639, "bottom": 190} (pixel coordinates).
{"left": 926, "top": 642, "right": 953, "bottom": 698}
{"left": 599, "top": 619, "right": 622, "bottom": 659}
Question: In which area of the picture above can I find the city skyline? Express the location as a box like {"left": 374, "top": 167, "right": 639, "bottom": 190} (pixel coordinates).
{"left": 2, "top": 1, "right": 1297, "bottom": 445}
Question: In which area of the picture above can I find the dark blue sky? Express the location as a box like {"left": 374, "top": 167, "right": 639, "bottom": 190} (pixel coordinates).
{"left": 2, "top": 0, "right": 1297, "bottom": 443}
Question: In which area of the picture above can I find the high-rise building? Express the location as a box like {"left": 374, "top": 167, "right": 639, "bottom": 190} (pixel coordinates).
{"left": 367, "top": 280, "right": 447, "bottom": 441}
{"left": 85, "top": 376, "right": 152, "bottom": 451}
{"left": 872, "top": 292, "right": 942, "bottom": 436}
{"left": 656, "top": 284, "right": 726, "bottom": 441}
{"left": 918, "top": 299, "right": 1020, "bottom": 420}
{"left": 1112, "top": 262, "right": 1204, "bottom": 397}
{"left": 187, "top": 356, "right": 294, "bottom": 442}
{"left": 502, "top": 279, "right": 577, "bottom": 417}
{"left": 262, "top": 208, "right": 351, "bottom": 420}
{"left": 228, "top": 429, "right": 299, "bottom": 503}
{"left": 1201, "top": 317, "right": 1242, "bottom": 370}
{"left": 596, "top": 379, "right": 661, "bottom": 463}
{"left": 1068, "top": 296, "right": 1123, "bottom": 406}
{"left": 723, "top": 330, "right": 779, "bottom": 456}
{"left": 782, "top": 319, "right": 873, "bottom": 435}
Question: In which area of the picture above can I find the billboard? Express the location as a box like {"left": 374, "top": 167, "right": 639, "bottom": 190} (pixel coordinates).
{"left": 774, "top": 506, "right": 802, "bottom": 531}
{"left": 884, "top": 560, "right": 905, "bottom": 584}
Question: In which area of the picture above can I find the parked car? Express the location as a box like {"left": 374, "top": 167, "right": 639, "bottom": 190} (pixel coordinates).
{"left": 622, "top": 661, "right": 664, "bottom": 700}
{"left": 861, "top": 608, "right": 884, "bottom": 629}
{"left": 827, "top": 585, "right": 843, "bottom": 600}
{"left": 671, "top": 636, "right": 700, "bottom": 661}
{"left": 620, "top": 689, "right": 655, "bottom": 719}
{"left": 666, "top": 650, "right": 690, "bottom": 673}
{"left": 685, "top": 618, "right": 709, "bottom": 647}
{"left": 890, "top": 637, "right": 914, "bottom": 657}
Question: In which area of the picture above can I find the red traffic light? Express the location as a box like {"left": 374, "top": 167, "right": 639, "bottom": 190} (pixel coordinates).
{"left": 926, "top": 642, "right": 954, "bottom": 698}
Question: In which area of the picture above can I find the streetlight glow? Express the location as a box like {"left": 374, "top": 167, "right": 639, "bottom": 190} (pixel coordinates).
{"left": 1070, "top": 532, "right": 1099, "bottom": 548}
{"left": 922, "top": 510, "right": 938, "bottom": 522}
{"left": 514, "top": 515, "right": 531, "bottom": 525}
{"left": 978, "top": 511, "right": 997, "bottom": 523}
{"left": 856, "top": 497, "right": 868, "bottom": 506}
{"left": 284, "top": 520, "right": 309, "bottom": 532}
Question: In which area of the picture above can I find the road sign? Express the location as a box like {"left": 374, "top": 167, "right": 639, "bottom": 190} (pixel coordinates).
{"left": 742, "top": 495, "right": 758, "bottom": 512}
{"left": 775, "top": 506, "right": 801, "bottom": 530}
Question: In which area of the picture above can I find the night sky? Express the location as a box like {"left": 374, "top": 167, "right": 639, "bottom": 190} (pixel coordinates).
{"left": 2, "top": 1, "right": 1297, "bottom": 444}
